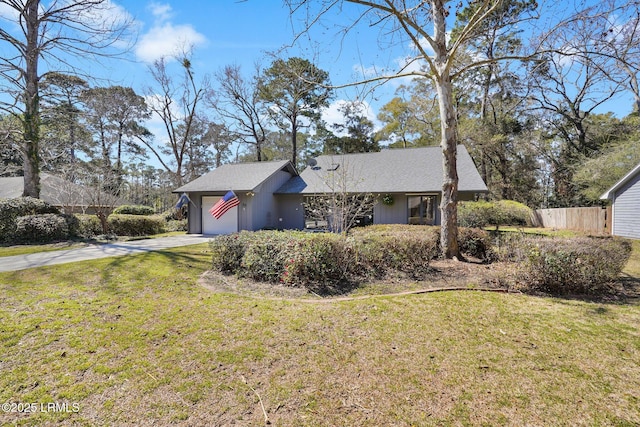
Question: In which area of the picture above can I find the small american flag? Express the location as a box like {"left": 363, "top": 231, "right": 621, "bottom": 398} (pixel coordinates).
{"left": 209, "top": 191, "right": 240, "bottom": 219}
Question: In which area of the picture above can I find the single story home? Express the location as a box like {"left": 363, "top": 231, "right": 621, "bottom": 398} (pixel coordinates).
{"left": 174, "top": 145, "right": 488, "bottom": 235}
{"left": 0, "top": 173, "right": 129, "bottom": 214}
{"left": 600, "top": 162, "right": 640, "bottom": 239}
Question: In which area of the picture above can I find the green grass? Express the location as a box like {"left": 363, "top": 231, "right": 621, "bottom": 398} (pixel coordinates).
{"left": 0, "top": 243, "right": 639, "bottom": 425}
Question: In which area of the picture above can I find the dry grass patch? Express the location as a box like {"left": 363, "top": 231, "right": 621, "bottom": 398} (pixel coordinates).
{"left": 0, "top": 243, "right": 639, "bottom": 426}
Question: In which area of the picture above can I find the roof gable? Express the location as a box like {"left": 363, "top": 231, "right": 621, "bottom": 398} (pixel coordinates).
{"left": 276, "top": 145, "right": 487, "bottom": 194}
{"left": 600, "top": 162, "right": 640, "bottom": 200}
{"left": 174, "top": 160, "right": 298, "bottom": 193}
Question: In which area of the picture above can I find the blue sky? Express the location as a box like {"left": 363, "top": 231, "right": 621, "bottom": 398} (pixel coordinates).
{"left": 94, "top": 1, "right": 403, "bottom": 127}
{"left": 1, "top": 0, "right": 635, "bottom": 152}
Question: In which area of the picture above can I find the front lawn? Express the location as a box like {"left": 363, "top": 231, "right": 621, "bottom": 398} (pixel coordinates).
{"left": 0, "top": 243, "right": 639, "bottom": 425}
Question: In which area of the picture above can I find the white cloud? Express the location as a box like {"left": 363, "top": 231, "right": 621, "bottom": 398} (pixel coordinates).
{"left": 134, "top": 3, "right": 206, "bottom": 64}
{"left": 149, "top": 2, "right": 173, "bottom": 23}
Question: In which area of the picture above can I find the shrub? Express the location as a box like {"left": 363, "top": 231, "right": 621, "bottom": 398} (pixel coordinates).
{"left": 76, "top": 214, "right": 104, "bottom": 238}
{"left": 107, "top": 214, "right": 166, "bottom": 236}
{"left": 210, "top": 227, "right": 440, "bottom": 292}
{"left": 112, "top": 205, "right": 155, "bottom": 216}
{"left": 355, "top": 227, "right": 439, "bottom": 279}
{"left": 518, "top": 237, "right": 632, "bottom": 295}
{"left": 166, "top": 219, "right": 187, "bottom": 232}
{"left": 0, "top": 197, "right": 60, "bottom": 243}
{"left": 210, "top": 233, "right": 251, "bottom": 273}
{"left": 282, "top": 233, "right": 354, "bottom": 288}
{"left": 62, "top": 214, "right": 81, "bottom": 238}
{"left": 458, "top": 200, "right": 532, "bottom": 228}
{"left": 457, "top": 227, "right": 493, "bottom": 260}
{"left": 15, "top": 214, "right": 69, "bottom": 243}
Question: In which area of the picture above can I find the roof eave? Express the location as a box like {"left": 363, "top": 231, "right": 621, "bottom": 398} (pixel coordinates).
{"left": 600, "top": 162, "right": 640, "bottom": 200}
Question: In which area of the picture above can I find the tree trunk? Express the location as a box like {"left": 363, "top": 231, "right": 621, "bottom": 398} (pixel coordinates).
{"left": 432, "top": 0, "right": 460, "bottom": 259}
{"left": 435, "top": 73, "right": 460, "bottom": 259}
{"left": 22, "top": 0, "right": 41, "bottom": 198}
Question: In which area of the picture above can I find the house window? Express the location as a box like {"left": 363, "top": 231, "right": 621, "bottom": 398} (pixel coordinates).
{"left": 408, "top": 195, "right": 436, "bottom": 225}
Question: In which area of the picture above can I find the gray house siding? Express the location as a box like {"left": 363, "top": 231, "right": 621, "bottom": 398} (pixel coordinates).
{"left": 187, "top": 192, "right": 203, "bottom": 234}
{"left": 612, "top": 172, "right": 640, "bottom": 239}
{"left": 250, "top": 170, "right": 293, "bottom": 230}
{"left": 373, "top": 194, "right": 408, "bottom": 224}
{"left": 277, "top": 195, "right": 305, "bottom": 230}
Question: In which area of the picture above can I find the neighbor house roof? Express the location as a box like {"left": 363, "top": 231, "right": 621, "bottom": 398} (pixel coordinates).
{"left": 173, "top": 160, "right": 298, "bottom": 193}
{"left": 276, "top": 145, "right": 488, "bottom": 194}
{"left": 600, "top": 162, "right": 640, "bottom": 200}
{"left": 0, "top": 173, "right": 128, "bottom": 207}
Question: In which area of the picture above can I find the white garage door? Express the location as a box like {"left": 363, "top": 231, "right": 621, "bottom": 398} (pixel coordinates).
{"left": 202, "top": 196, "right": 238, "bottom": 235}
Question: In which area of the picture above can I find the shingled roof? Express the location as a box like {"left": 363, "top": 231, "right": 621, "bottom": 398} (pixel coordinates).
{"left": 0, "top": 173, "right": 129, "bottom": 207}
{"left": 173, "top": 160, "right": 298, "bottom": 193}
{"left": 276, "top": 145, "right": 487, "bottom": 194}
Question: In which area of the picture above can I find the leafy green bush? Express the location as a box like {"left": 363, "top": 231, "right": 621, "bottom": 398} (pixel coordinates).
{"left": 239, "top": 231, "right": 293, "bottom": 282}
{"left": 282, "top": 233, "right": 354, "bottom": 288}
{"left": 458, "top": 200, "right": 532, "bottom": 228}
{"left": 165, "top": 219, "right": 187, "bottom": 232}
{"left": 210, "top": 232, "right": 251, "bottom": 273}
{"left": 211, "top": 228, "right": 440, "bottom": 292}
{"left": 15, "top": 214, "right": 69, "bottom": 243}
{"left": 517, "top": 237, "right": 632, "bottom": 295}
{"left": 457, "top": 227, "right": 493, "bottom": 260}
{"left": 62, "top": 214, "right": 81, "bottom": 238}
{"left": 107, "top": 214, "right": 166, "bottom": 236}
{"left": 355, "top": 227, "right": 439, "bottom": 279}
{"left": 76, "top": 214, "right": 104, "bottom": 238}
{"left": 0, "top": 197, "right": 60, "bottom": 243}
{"left": 112, "top": 205, "right": 155, "bottom": 216}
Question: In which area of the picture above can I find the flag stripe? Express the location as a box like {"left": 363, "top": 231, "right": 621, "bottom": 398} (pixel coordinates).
{"left": 209, "top": 191, "right": 239, "bottom": 219}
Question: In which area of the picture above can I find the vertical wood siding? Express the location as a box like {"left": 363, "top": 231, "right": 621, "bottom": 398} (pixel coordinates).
{"left": 612, "top": 172, "right": 640, "bottom": 239}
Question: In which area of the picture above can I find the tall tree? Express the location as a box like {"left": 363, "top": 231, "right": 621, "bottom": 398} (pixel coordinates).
{"left": 287, "top": 0, "right": 540, "bottom": 258}
{"left": 323, "top": 101, "right": 380, "bottom": 154}
{"left": 0, "top": 0, "right": 134, "bottom": 197}
{"left": 211, "top": 64, "right": 269, "bottom": 162}
{"left": 82, "top": 86, "right": 150, "bottom": 192}
{"left": 257, "top": 57, "right": 333, "bottom": 166}
{"left": 143, "top": 53, "right": 211, "bottom": 186}
{"left": 39, "top": 72, "right": 90, "bottom": 171}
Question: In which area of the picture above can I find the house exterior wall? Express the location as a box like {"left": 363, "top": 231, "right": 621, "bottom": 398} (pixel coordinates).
{"left": 373, "top": 194, "right": 408, "bottom": 224}
{"left": 277, "top": 195, "right": 305, "bottom": 230}
{"left": 612, "top": 172, "right": 640, "bottom": 239}
{"left": 249, "top": 171, "right": 293, "bottom": 230}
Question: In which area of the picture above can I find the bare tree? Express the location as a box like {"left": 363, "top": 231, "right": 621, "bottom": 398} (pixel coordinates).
{"left": 0, "top": 0, "right": 134, "bottom": 198}
{"left": 211, "top": 64, "right": 269, "bottom": 162}
{"left": 303, "top": 156, "right": 376, "bottom": 233}
{"left": 286, "top": 0, "right": 540, "bottom": 258}
{"left": 142, "top": 52, "right": 211, "bottom": 186}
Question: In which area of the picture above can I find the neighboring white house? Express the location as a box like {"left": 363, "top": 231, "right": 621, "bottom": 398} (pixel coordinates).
{"left": 601, "top": 162, "right": 640, "bottom": 239}
{"left": 175, "top": 145, "right": 488, "bottom": 235}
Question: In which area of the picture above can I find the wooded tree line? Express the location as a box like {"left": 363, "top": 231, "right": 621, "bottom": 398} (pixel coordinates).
{"left": 1, "top": 0, "right": 639, "bottom": 217}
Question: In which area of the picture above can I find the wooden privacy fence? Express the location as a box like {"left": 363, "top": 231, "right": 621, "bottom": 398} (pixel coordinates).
{"left": 530, "top": 206, "right": 612, "bottom": 235}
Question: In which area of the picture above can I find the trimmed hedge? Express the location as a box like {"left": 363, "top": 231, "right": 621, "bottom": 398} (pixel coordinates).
{"left": 513, "top": 236, "right": 632, "bottom": 295}
{"left": 112, "top": 205, "right": 155, "bottom": 216}
{"left": 76, "top": 214, "right": 104, "bottom": 238}
{"left": 0, "top": 197, "right": 61, "bottom": 243}
{"left": 107, "top": 214, "right": 166, "bottom": 236}
{"left": 458, "top": 200, "right": 532, "bottom": 228}
{"left": 15, "top": 214, "right": 69, "bottom": 243}
{"left": 210, "top": 228, "right": 440, "bottom": 293}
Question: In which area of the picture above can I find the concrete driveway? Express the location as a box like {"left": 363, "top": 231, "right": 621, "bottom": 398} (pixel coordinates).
{"left": 0, "top": 235, "right": 213, "bottom": 273}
